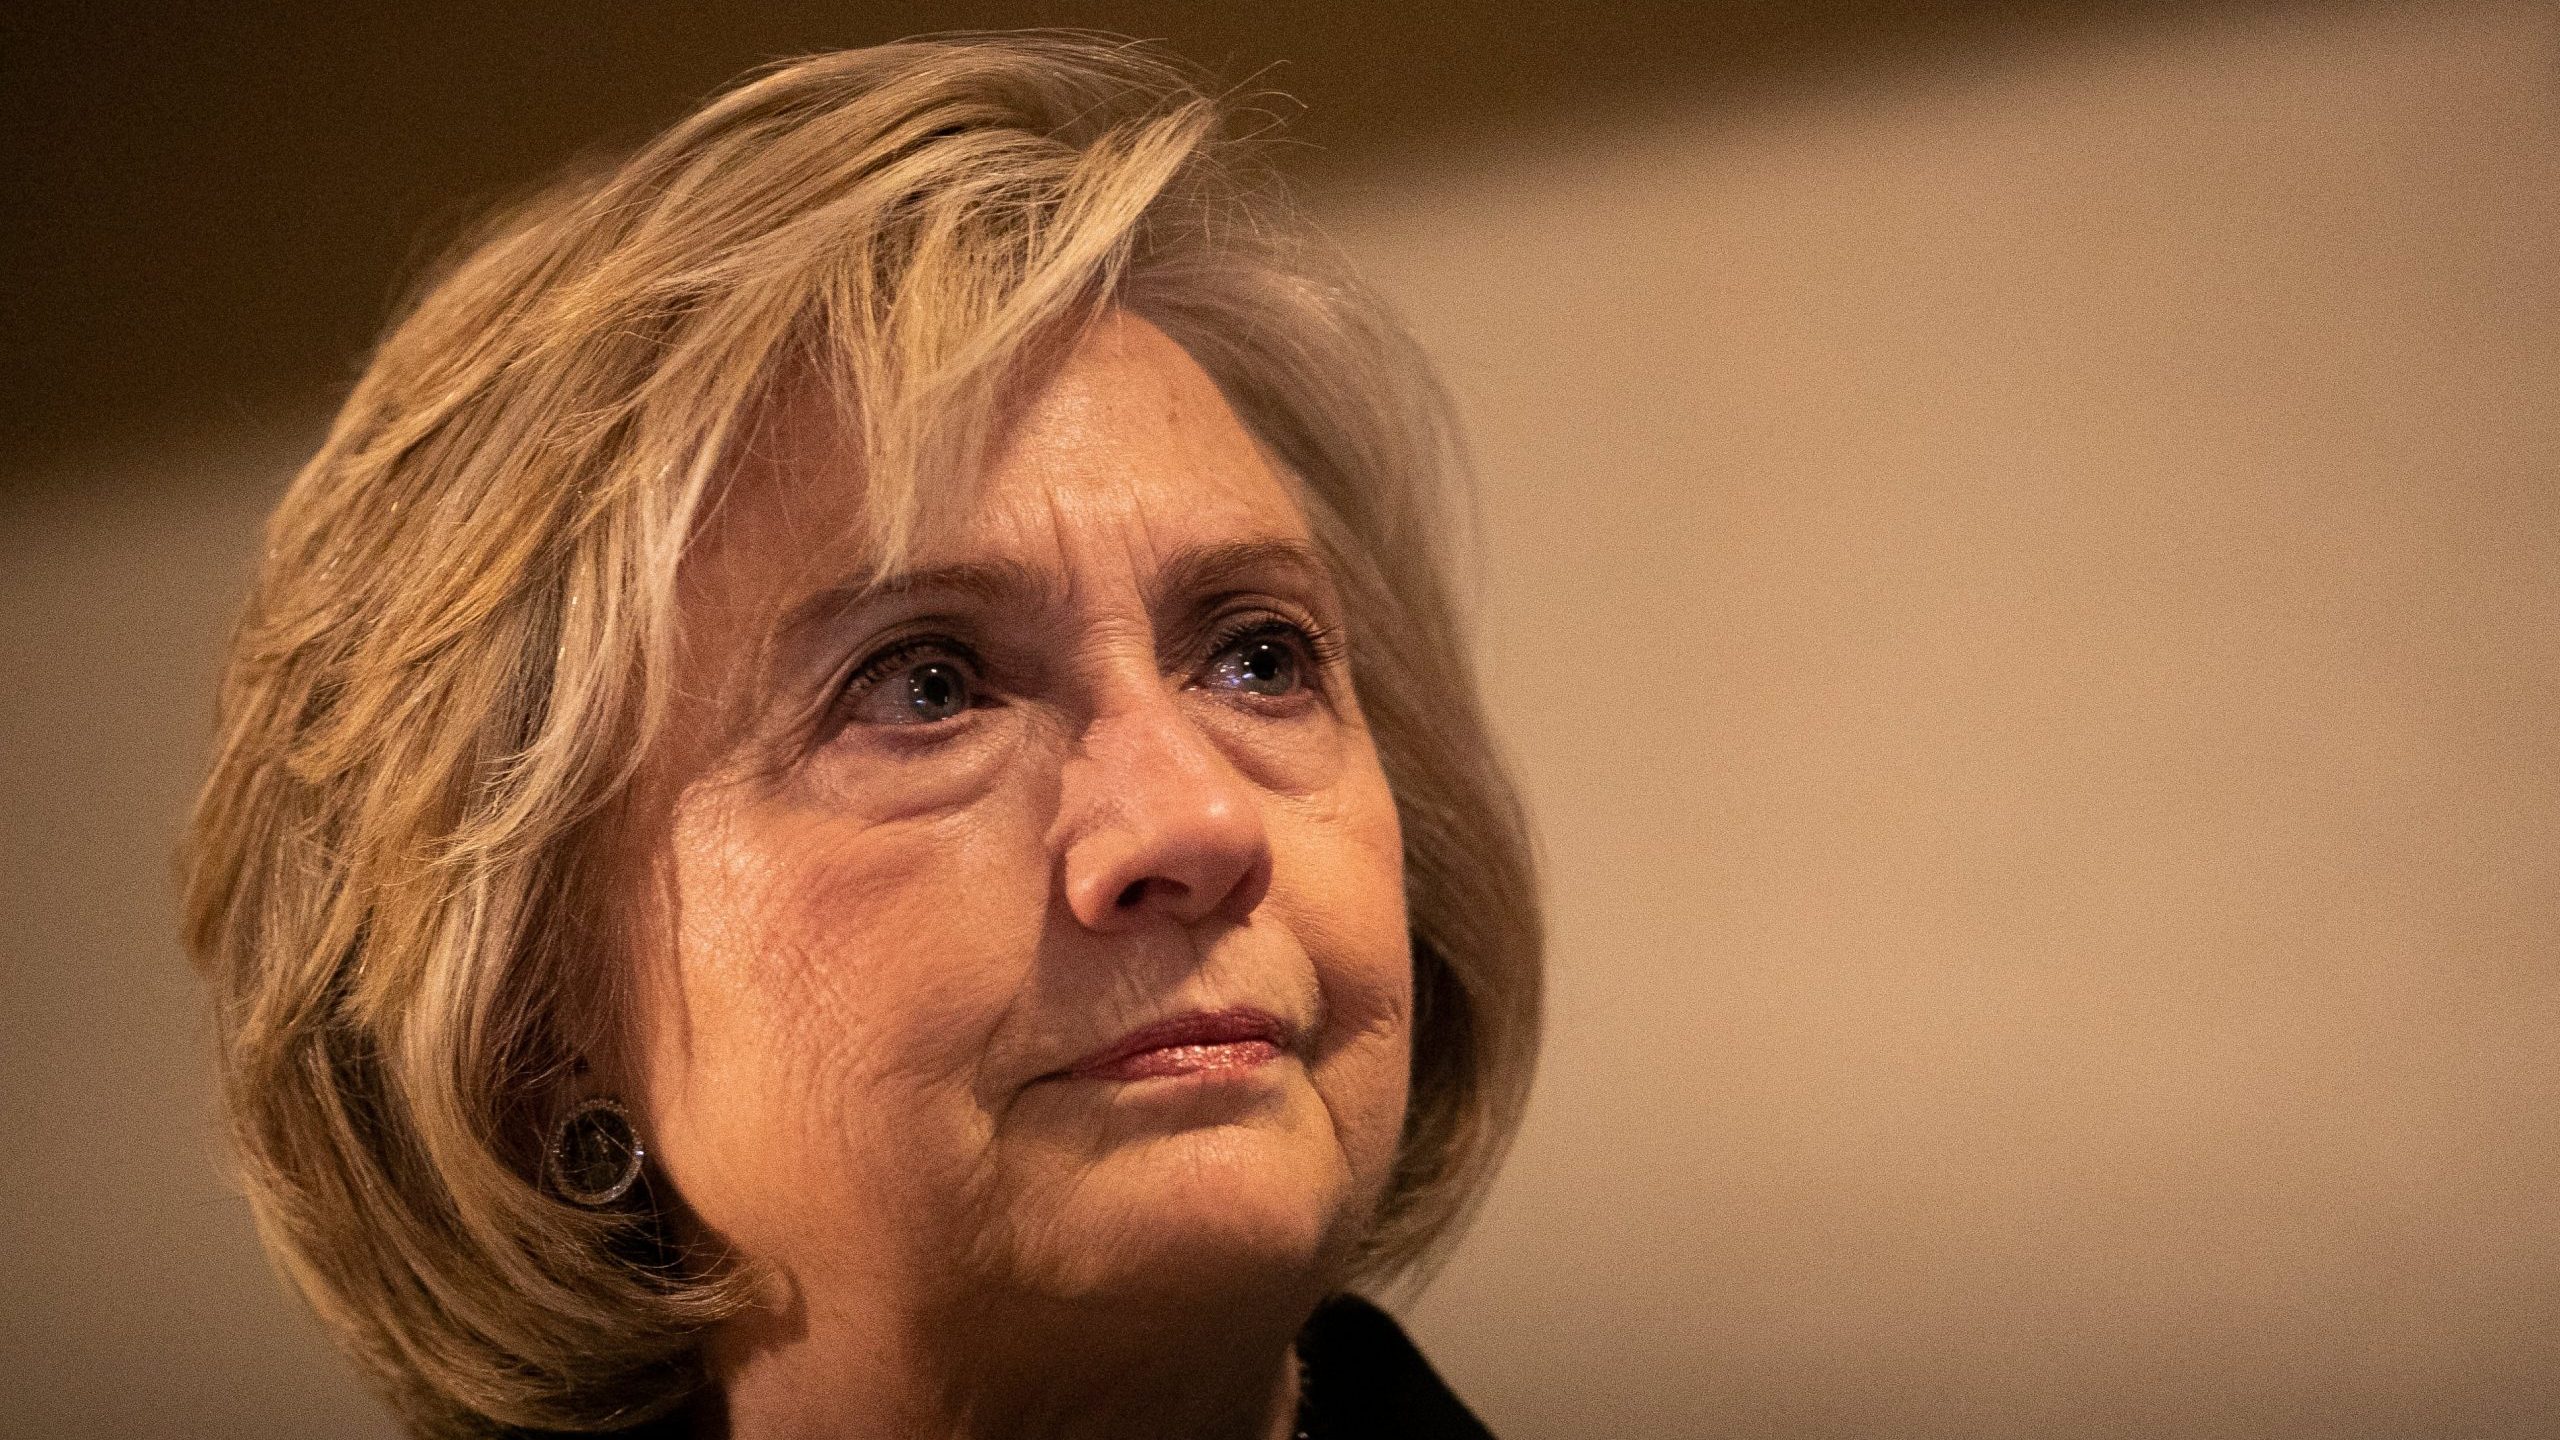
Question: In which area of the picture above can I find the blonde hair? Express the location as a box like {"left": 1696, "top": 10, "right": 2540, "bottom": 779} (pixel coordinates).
{"left": 183, "top": 33, "right": 1540, "bottom": 1436}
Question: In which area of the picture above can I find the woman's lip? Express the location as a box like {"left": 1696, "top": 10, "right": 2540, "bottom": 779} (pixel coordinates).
{"left": 1065, "top": 1007, "right": 1288, "bottom": 1081}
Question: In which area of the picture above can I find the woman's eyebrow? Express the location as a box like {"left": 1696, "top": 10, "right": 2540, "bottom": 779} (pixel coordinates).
{"left": 772, "top": 539, "right": 1336, "bottom": 659}
{"left": 1146, "top": 537, "right": 1339, "bottom": 612}
{"left": 773, "top": 557, "right": 1060, "bottom": 655}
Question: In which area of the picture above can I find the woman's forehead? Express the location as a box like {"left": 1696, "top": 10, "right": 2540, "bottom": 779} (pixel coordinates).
{"left": 695, "top": 312, "right": 1314, "bottom": 615}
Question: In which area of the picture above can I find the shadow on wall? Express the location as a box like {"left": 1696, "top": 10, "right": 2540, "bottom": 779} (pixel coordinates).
{"left": 4, "top": 0, "right": 2276, "bottom": 481}
{"left": 5, "top": 2, "right": 2557, "bottom": 1438}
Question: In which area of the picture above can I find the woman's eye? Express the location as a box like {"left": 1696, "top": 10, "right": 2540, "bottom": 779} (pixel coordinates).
{"left": 1205, "top": 628, "right": 1309, "bottom": 699}
{"left": 843, "top": 653, "right": 977, "bottom": 727}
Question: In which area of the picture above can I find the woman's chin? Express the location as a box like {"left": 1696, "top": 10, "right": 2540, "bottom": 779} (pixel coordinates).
{"left": 998, "top": 1107, "right": 1360, "bottom": 1309}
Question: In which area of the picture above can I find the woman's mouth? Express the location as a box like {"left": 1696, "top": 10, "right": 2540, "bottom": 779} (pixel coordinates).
{"left": 1065, "top": 1007, "right": 1288, "bottom": 1083}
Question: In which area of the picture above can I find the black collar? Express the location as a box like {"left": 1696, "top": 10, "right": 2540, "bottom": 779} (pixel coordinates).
{"left": 1293, "top": 1293, "right": 1496, "bottom": 1440}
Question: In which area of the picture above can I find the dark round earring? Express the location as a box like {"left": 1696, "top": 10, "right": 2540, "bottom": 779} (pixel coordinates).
{"left": 546, "top": 1097, "right": 645, "bottom": 1207}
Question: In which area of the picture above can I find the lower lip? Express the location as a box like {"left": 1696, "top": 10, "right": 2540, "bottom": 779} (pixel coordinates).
{"left": 1076, "top": 1039, "right": 1281, "bottom": 1083}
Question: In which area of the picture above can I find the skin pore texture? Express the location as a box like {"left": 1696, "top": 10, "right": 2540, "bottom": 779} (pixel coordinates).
{"left": 616, "top": 311, "right": 1416, "bottom": 1440}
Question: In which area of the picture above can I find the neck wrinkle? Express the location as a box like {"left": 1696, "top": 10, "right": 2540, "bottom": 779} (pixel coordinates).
{"left": 698, "top": 1285, "right": 1312, "bottom": 1440}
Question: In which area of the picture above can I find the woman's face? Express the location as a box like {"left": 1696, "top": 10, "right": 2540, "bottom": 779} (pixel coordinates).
{"left": 620, "top": 312, "right": 1412, "bottom": 1347}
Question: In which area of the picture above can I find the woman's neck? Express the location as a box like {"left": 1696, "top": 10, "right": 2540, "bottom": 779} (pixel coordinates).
{"left": 696, "top": 1282, "right": 1310, "bottom": 1440}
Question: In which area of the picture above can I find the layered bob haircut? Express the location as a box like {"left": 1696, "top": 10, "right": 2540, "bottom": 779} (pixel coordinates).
{"left": 183, "top": 34, "right": 1540, "bottom": 1437}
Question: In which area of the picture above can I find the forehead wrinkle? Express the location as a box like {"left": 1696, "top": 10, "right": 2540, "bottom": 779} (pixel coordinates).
{"left": 1013, "top": 473, "right": 1336, "bottom": 638}
{"left": 756, "top": 318, "right": 1335, "bottom": 667}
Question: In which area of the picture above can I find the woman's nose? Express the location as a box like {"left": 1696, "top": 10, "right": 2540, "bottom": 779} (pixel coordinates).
{"left": 1058, "top": 692, "right": 1273, "bottom": 932}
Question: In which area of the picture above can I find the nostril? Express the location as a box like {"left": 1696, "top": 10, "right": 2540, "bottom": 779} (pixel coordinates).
{"left": 1115, "top": 879, "right": 1150, "bottom": 909}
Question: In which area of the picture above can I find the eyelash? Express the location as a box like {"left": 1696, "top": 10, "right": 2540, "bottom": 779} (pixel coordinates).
{"left": 841, "top": 633, "right": 981, "bottom": 698}
{"left": 1203, "top": 611, "right": 1346, "bottom": 680}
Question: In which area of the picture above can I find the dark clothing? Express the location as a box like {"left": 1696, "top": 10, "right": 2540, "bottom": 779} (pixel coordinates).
{"left": 1295, "top": 1294, "right": 1496, "bottom": 1440}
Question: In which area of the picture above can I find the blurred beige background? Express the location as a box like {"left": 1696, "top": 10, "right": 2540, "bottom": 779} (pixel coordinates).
{"left": 5, "top": 1, "right": 2556, "bottom": 1435}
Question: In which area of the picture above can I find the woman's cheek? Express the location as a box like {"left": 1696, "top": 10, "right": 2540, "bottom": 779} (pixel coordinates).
{"left": 659, "top": 789, "right": 981, "bottom": 1064}
{"left": 1277, "top": 757, "right": 1414, "bottom": 1180}
{"left": 748, "top": 807, "right": 1043, "bottom": 1085}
